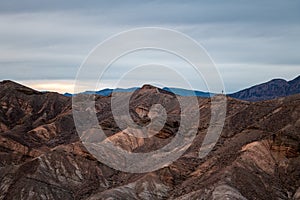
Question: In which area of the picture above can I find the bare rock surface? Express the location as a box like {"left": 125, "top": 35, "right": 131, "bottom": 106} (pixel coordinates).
{"left": 0, "top": 80, "right": 299, "bottom": 199}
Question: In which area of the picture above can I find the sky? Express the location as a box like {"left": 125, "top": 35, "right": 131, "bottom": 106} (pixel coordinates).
{"left": 0, "top": 0, "right": 299, "bottom": 93}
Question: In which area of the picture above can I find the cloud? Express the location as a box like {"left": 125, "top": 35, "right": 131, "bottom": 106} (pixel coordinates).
{"left": 0, "top": 0, "right": 299, "bottom": 93}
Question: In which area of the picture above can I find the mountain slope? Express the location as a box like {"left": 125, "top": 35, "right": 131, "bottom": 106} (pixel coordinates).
{"left": 0, "top": 80, "right": 299, "bottom": 199}
{"left": 229, "top": 75, "right": 300, "bottom": 101}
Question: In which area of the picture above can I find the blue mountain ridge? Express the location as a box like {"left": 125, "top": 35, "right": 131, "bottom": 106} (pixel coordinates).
{"left": 64, "top": 86, "right": 213, "bottom": 97}
{"left": 64, "top": 75, "right": 300, "bottom": 101}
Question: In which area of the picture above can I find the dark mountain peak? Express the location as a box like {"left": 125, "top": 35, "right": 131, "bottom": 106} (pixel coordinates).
{"left": 139, "top": 84, "right": 177, "bottom": 96}
{"left": 229, "top": 75, "right": 300, "bottom": 101}
{"left": 269, "top": 78, "right": 287, "bottom": 83}
{"left": 140, "top": 84, "right": 159, "bottom": 90}
{"left": 1, "top": 80, "right": 24, "bottom": 88}
{"left": 0, "top": 80, "right": 41, "bottom": 95}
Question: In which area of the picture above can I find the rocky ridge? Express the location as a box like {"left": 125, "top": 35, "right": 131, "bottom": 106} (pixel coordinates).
{"left": 229, "top": 75, "right": 300, "bottom": 101}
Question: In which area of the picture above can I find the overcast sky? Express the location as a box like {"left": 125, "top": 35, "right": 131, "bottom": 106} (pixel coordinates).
{"left": 0, "top": 0, "right": 299, "bottom": 93}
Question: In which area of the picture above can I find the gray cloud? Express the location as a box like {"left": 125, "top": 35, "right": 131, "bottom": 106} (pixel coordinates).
{"left": 0, "top": 0, "right": 299, "bottom": 93}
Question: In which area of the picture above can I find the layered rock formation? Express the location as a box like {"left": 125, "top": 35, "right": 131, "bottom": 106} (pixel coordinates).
{"left": 0, "top": 80, "right": 299, "bottom": 199}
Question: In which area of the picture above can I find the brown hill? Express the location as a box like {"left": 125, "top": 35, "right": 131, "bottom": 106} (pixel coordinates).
{"left": 0, "top": 80, "right": 299, "bottom": 199}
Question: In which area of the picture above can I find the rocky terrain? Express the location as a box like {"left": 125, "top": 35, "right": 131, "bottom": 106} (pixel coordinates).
{"left": 0, "top": 80, "right": 299, "bottom": 200}
{"left": 229, "top": 75, "right": 300, "bottom": 101}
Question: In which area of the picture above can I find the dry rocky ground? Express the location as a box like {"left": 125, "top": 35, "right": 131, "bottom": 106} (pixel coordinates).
{"left": 0, "top": 80, "right": 299, "bottom": 200}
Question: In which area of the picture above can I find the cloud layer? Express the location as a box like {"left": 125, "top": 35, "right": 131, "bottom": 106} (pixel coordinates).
{"left": 0, "top": 0, "right": 299, "bottom": 93}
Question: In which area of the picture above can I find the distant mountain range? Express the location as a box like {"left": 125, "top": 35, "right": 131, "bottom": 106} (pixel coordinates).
{"left": 65, "top": 75, "right": 300, "bottom": 101}
{"left": 228, "top": 75, "right": 300, "bottom": 101}
{"left": 64, "top": 87, "right": 214, "bottom": 98}
{"left": 162, "top": 87, "right": 212, "bottom": 97}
